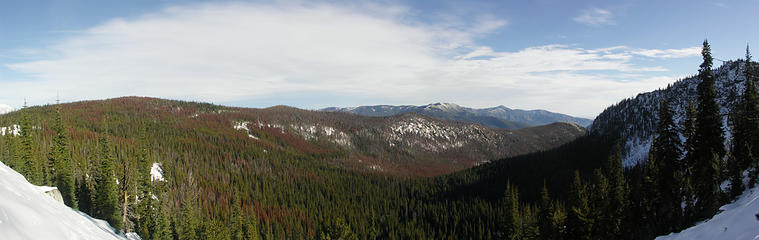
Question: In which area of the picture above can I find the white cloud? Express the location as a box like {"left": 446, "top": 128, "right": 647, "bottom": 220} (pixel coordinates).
{"left": 0, "top": 104, "right": 14, "bottom": 115}
{"left": 573, "top": 8, "right": 614, "bottom": 26}
{"left": 631, "top": 46, "right": 702, "bottom": 59}
{"left": 4, "top": 2, "right": 694, "bottom": 117}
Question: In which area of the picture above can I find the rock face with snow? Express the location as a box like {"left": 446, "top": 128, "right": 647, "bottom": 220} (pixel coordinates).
{"left": 322, "top": 102, "right": 592, "bottom": 129}
{"left": 0, "top": 161, "right": 126, "bottom": 240}
{"left": 590, "top": 60, "right": 753, "bottom": 166}
{"left": 656, "top": 185, "right": 759, "bottom": 240}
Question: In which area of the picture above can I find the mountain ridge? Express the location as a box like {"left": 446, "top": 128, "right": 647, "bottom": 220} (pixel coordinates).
{"left": 322, "top": 102, "right": 592, "bottom": 130}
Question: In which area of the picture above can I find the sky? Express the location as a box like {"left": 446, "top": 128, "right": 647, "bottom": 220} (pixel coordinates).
{"left": 1, "top": 0, "right": 758, "bottom": 118}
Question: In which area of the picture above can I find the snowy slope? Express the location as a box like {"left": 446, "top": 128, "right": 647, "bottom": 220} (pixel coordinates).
{"left": 0, "top": 161, "right": 126, "bottom": 240}
{"left": 656, "top": 185, "right": 759, "bottom": 240}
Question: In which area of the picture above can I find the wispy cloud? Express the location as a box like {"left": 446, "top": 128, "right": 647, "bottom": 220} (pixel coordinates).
{"left": 712, "top": 2, "right": 728, "bottom": 8}
{"left": 4, "top": 2, "right": 695, "bottom": 117}
{"left": 632, "top": 46, "right": 701, "bottom": 59}
{"left": 573, "top": 8, "right": 615, "bottom": 26}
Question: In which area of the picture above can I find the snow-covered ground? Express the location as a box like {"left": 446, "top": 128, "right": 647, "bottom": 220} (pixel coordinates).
{"left": 656, "top": 185, "right": 759, "bottom": 240}
{"left": 0, "top": 161, "right": 128, "bottom": 240}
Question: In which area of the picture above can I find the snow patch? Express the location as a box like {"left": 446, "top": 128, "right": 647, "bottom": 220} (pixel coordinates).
{"left": 656, "top": 185, "right": 759, "bottom": 240}
{"left": 150, "top": 162, "right": 164, "bottom": 182}
{"left": 623, "top": 137, "right": 652, "bottom": 167}
{"left": 234, "top": 121, "right": 262, "bottom": 140}
{"left": 1, "top": 124, "right": 20, "bottom": 136}
{"left": 233, "top": 121, "right": 250, "bottom": 131}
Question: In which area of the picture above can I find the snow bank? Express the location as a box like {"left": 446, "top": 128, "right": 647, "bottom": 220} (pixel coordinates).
{"left": 0, "top": 161, "right": 126, "bottom": 240}
{"left": 656, "top": 185, "right": 759, "bottom": 240}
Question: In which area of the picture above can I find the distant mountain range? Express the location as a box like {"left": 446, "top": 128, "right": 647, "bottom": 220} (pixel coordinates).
{"left": 322, "top": 103, "right": 592, "bottom": 130}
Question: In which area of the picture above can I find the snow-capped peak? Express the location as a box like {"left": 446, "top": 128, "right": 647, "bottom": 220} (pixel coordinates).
{"left": 424, "top": 102, "right": 463, "bottom": 111}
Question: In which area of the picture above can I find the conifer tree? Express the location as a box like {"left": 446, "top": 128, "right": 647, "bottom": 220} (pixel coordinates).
{"left": 50, "top": 107, "right": 77, "bottom": 208}
{"left": 606, "top": 143, "right": 628, "bottom": 238}
{"left": 550, "top": 201, "right": 566, "bottom": 239}
{"left": 134, "top": 127, "right": 153, "bottom": 238}
{"left": 77, "top": 176, "right": 94, "bottom": 215}
{"left": 150, "top": 197, "right": 171, "bottom": 240}
{"left": 566, "top": 171, "right": 591, "bottom": 240}
{"left": 94, "top": 132, "right": 122, "bottom": 230}
{"left": 231, "top": 197, "right": 244, "bottom": 240}
{"left": 502, "top": 181, "right": 520, "bottom": 240}
{"left": 736, "top": 45, "right": 759, "bottom": 188}
{"left": 244, "top": 213, "right": 260, "bottom": 240}
{"left": 692, "top": 39, "right": 725, "bottom": 220}
{"left": 682, "top": 100, "right": 698, "bottom": 224}
{"left": 18, "top": 109, "right": 38, "bottom": 184}
{"left": 649, "top": 98, "right": 684, "bottom": 231}
{"left": 320, "top": 217, "right": 358, "bottom": 240}
{"left": 178, "top": 198, "right": 200, "bottom": 240}
{"left": 120, "top": 156, "right": 134, "bottom": 231}
{"left": 726, "top": 46, "right": 759, "bottom": 198}
{"left": 537, "top": 182, "right": 557, "bottom": 240}
{"left": 589, "top": 169, "right": 609, "bottom": 238}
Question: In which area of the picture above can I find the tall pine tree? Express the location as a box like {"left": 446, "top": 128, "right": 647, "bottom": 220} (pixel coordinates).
{"left": 589, "top": 169, "right": 609, "bottom": 238}
{"left": 649, "top": 98, "right": 684, "bottom": 232}
{"left": 566, "top": 171, "right": 591, "bottom": 240}
{"left": 502, "top": 181, "right": 521, "bottom": 240}
{"left": 692, "top": 39, "right": 726, "bottom": 220}
{"left": 135, "top": 127, "right": 155, "bottom": 239}
{"left": 18, "top": 108, "right": 39, "bottom": 184}
{"left": 606, "top": 143, "right": 628, "bottom": 238}
{"left": 537, "top": 182, "right": 558, "bottom": 240}
{"left": 94, "top": 132, "right": 122, "bottom": 230}
{"left": 681, "top": 100, "right": 698, "bottom": 225}
{"left": 735, "top": 45, "right": 759, "bottom": 188}
{"left": 50, "top": 107, "right": 77, "bottom": 208}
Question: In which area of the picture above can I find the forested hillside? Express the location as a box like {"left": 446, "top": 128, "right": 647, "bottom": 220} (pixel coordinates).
{"left": 0, "top": 96, "right": 583, "bottom": 239}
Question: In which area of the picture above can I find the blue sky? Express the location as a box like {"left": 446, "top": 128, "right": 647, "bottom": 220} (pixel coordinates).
{"left": 1, "top": 0, "right": 758, "bottom": 118}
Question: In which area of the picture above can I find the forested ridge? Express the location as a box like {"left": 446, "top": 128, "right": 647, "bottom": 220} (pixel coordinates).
{"left": 1, "top": 40, "right": 757, "bottom": 240}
